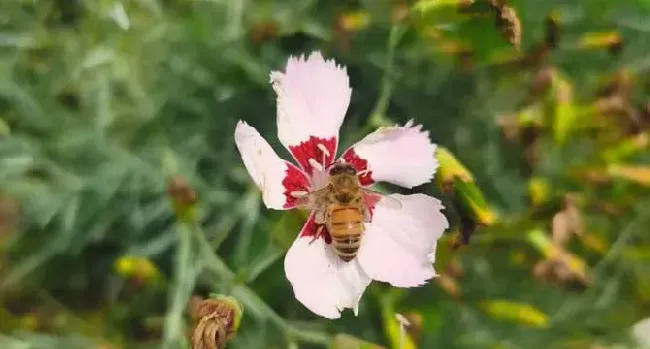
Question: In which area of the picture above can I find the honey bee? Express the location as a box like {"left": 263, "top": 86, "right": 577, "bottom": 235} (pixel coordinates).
{"left": 293, "top": 162, "right": 402, "bottom": 262}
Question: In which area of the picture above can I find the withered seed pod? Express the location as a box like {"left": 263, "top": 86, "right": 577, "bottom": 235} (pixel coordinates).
{"left": 188, "top": 295, "right": 243, "bottom": 349}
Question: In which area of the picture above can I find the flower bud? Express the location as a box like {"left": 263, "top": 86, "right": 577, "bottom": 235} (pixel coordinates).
{"left": 114, "top": 256, "right": 159, "bottom": 287}
{"left": 435, "top": 148, "right": 496, "bottom": 247}
{"left": 550, "top": 72, "right": 576, "bottom": 145}
{"left": 338, "top": 11, "right": 370, "bottom": 32}
{"left": 480, "top": 299, "right": 550, "bottom": 328}
{"left": 452, "top": 178, "right": 497, "bottom": 226}
{"left": 576, "top": 31, "right": 622, "bottom": 51}
{"left": 435, "top": 147, "right": 474, "bottom": 190}
{"left": 527, "top": 177, "right": 551, "bottom": 207}
{"left": 167, "top": 176, "right": 198, "bottom": 223}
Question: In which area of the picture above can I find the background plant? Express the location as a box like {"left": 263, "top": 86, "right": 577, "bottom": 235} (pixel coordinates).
{"left": 1, "top": 0, "right": 650, "bottom": 349}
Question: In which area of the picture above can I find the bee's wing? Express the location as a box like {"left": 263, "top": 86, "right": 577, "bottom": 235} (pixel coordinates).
{"left": 294, "top": 187, "right": 330, "bottom": 224}
{"left": 361, "top": 189, "right": 403, "bottom": 210}
{"left": 294, "top": 187, "right": 329, "bottom": 210}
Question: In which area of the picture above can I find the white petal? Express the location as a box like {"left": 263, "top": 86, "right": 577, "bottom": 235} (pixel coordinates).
{"left": 284, "top": 236, "right": 371, "bottom": 319}
{"left": 271, "top": 51, "right": 351, "bottom": 172}
{"left": 358, "top": 193, "right": 449, "bottom": 287}
{"left": 234, "top": 121, "right": 310, "bottom": 210}
{"left": 341, "top": 121, "right": 437, "bottom": 188}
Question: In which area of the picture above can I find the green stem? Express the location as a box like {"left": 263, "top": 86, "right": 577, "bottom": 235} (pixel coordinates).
{"left": 162, "top": 222, "right": 201, "bottom": 349}
{"left": 191, "top": 222, "right": 332, "bottom": 347}
{"left": 365, "top": 25, "right": 407, "bottom": 133}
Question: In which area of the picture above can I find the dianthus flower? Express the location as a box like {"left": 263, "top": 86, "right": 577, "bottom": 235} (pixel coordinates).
{"left": 234, "top": 51, "right": 449, "bottom": 319}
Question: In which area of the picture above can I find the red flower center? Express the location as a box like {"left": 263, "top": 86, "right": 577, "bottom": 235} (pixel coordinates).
{"left": 281, "top": 136, "right": 380, "bottom": 244}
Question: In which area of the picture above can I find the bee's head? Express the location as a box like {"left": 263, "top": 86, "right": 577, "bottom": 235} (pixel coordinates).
{"left": 328, "top": 162, "right": 357, "bottom": 176}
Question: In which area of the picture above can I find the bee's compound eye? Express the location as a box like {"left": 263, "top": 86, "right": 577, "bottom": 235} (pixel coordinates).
{"left": 345, "top": 166, "right": 357, "bottom": 175}
{"left": 329, "top": 164, "right": 347, "bottom": 175}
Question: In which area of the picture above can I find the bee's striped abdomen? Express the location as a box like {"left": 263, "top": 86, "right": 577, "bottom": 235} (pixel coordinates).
{"left": 328, "top": 206, "right": 365, "bottom": 262}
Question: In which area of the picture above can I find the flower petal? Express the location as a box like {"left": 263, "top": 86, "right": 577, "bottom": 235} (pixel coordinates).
{"left": 271, "top": 51, "right": 351, "bottom": 175}
{"left": 284, "top": 235, "right": 371, "bottom": 319}
{"left": 358, "top": 193, "right": 448, "bottom": 287}
{"left": 234, "top": 121, "right": 310, "bottom": 210}
{"left": 341, "top": 120, "right": 437, "bottom": 188}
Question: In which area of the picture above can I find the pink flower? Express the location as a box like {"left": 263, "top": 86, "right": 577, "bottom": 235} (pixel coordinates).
{"left": 234, "top": 51, "right": 449, "bottom": 319}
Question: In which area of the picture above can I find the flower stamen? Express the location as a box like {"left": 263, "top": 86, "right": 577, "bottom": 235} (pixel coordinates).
{"left": 316, "top": 143, "right": 331, "bottom": 168}
{"left": 316, "top": 143, "right": 330, "bottom": 157}
{"left": 308, "top": 158, "right": 324, "bottom": 172}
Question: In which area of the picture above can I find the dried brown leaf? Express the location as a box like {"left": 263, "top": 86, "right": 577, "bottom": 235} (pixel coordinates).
{"left": 498, "top": 114, "right": 520, "bottom": 141}
{"left": 445, "top": 259, "right": 465, "bottom": 278}
{"left": 609, "top": 165, "right": 650, "bottom": 186}
{"left": 489, "top": 0, "right": 521, "bottom": 49}
{"left": 533, "top": 259, "right": 553, "bottom": 282}
{"left": 436, "top": 274, "right": 462, "bottom": 299}
{"left": 403, "top": 312, "right": 423, "bottom": 345}
{"left": 551, "top": 212, "right": 572, "bottom": 246}
{"left": 551, "top": 195, "right": 584, "bottom": 246}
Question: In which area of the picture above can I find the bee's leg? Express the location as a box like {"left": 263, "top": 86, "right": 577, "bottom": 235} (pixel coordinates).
{"left": 290, "top": 191, "right": 310, "bottom": 208}
{"left": 314, "top": 209, "right": 326, "bottom": 225}
{"left": 309, "top": 225, "right": 324, "bottom": 245}
{"left": 309, "top": 209, "right": 328, "bottom": 245}
{"left": 362, "top": 206, "right": 372, "bottom": 223}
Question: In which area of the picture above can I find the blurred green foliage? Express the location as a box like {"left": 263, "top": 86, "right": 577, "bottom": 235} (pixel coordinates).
{"left": 1, "top": 0, "right": 650, "bottom": 349}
